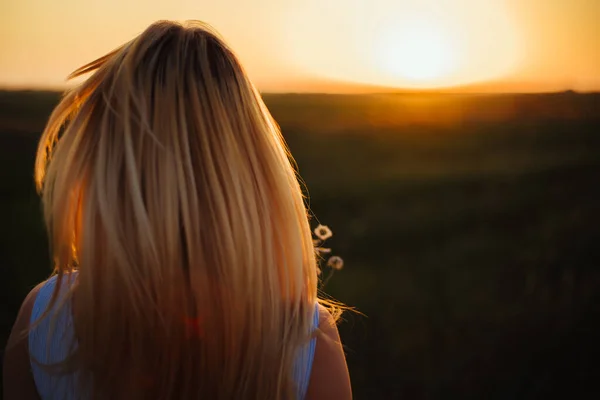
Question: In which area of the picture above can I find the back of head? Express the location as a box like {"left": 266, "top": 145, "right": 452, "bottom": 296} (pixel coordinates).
{"left": 35, "top": 20, "right": 318, "bottom": 399}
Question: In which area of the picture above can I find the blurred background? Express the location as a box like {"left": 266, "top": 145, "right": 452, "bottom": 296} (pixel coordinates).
{"left": 1, "top": 0, "right": 599, "bottom": 398}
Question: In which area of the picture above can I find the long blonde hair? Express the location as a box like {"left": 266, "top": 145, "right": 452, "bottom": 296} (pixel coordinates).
{"left": 35, "top": 20, "right": 319, "bottom": 399}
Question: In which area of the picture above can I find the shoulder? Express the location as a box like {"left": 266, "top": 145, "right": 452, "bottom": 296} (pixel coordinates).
{"left": 6, "top": 280, "right": 47, "bottom": 348}
{"left": 3, "top": 280, "right": 47, "bottom": 400}
{"left": 316, "top": 304, "right": 337, "bottom": 335}
{"left": 305, "top": 304, "right": 352, "bottom": 400}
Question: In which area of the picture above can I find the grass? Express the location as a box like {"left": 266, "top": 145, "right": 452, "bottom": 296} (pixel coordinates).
{"left": 1, "top": 90, "right": 599, "bottom": 398}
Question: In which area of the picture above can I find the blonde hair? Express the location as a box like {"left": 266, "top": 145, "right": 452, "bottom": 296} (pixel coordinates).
{"left": 35, "top": 20, "right": 320, "bottom": 399}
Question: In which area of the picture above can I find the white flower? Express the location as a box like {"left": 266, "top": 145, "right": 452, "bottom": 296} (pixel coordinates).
{"left": 327, "top": 256, "right": 344, "bottom": 270}
{"left": 315, "top": 247, "right": 332, "bottom": 254}
{"left": 314, "top": 224, "right": 333, "bottom": 240}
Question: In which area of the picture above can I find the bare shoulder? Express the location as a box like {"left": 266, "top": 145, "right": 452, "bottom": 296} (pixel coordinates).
{"left": 6, "top": 281, "right": 45, "bottom": 347}
{"left": 305, "top": 304, "right": 352, "bottom": 400}
{"left": 3, "top": 281, "right": 46, "bottom": 400}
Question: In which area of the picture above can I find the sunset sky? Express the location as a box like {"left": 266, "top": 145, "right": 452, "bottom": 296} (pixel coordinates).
{"left": 0, "top": 0, "right": 598, "bottom": 92}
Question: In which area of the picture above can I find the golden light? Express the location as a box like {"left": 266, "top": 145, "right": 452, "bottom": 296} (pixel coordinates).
{"left": 283, "top": 0, "right": 523, "bottom": 91}
{"left": 375, "top": 20, "right": 457, "bottom": 83}
{"left": 6, "top": 0, "right": 599, "bottom": 92}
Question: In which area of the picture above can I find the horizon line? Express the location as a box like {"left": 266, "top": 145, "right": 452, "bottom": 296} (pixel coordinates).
{"left": 1, "top": 86, "right": 598, "bottom": 96}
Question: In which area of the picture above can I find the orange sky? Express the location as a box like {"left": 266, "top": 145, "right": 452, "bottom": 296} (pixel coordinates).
{"left": 0, "top": 0, "right": 598, "bottom": 92}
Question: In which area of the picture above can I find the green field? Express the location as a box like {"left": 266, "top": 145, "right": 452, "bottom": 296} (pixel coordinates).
{"left": 2, "top": 90, "right": 600, "bottom": 398}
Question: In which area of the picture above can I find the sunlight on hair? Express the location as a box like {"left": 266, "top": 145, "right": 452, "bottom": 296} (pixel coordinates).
{"left": 32, "top": 20, "right": 337, "bottom": 399}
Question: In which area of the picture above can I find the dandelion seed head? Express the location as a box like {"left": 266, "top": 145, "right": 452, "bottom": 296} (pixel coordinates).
{"left": 316, "top": 247, "right": 332, "bottom": 254}
{"left": 314, "top": 224, "right": 333, "bottom": 240}
{"left": 327, "top": 256, "right": 344, "bottom": 270}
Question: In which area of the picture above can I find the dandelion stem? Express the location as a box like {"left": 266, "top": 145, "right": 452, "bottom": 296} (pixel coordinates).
{"left": 320, "top": 269, "right": 335, "bottom": 288}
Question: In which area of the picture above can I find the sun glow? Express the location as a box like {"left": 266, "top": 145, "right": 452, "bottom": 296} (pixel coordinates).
{"left": 283, "top": 0, "right": 524, "bottom": 90}
{"left": 375, "top": 21, "right": 457, "bottom": 83}
{"left": 3, "top": 0, "right": 598, "bottom": 92}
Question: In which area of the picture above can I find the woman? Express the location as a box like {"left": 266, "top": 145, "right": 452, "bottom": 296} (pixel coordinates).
{"left": 3, "top": 20, "right": 351, "bottom": 399}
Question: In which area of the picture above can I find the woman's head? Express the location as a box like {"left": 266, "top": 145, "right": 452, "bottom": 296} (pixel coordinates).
{"left": 35, "top": 20, "right": 319, "bottom": 399}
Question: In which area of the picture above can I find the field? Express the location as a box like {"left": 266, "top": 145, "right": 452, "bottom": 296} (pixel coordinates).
{"left": 2, "top": 90, "right": 600, "bottom": 398}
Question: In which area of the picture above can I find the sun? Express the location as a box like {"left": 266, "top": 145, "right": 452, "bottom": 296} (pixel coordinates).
{"left": 375, "top": 20, "right": 458, "bottom": 85}
{"left": 283, "top": 2, "right": 520, "bottom": 91}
